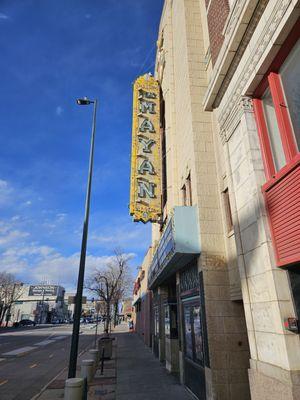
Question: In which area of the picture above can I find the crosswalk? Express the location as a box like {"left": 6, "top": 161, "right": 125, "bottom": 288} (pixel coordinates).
{"left": 1, "top": 334, "right": 68, "bottom": 358}
{"left": 0, "top": 324, "right": 97, "bottom": 361}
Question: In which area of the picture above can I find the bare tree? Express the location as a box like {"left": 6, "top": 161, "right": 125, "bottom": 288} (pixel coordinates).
{"left": 0, "top": 272, "right": 23, "bottom": 326}
{"left": 86, "top": 250, "right": 132, "bottom": 333}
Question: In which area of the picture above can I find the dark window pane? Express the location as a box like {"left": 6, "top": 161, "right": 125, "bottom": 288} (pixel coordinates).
{"left": 280, "top": 39, "right": 300, "bottom": 151}
{"left": 262, "top": 88, "right": 286, "bottom": 171}
{"left": 289, "top": 267, "right": 300, "bottom": 318}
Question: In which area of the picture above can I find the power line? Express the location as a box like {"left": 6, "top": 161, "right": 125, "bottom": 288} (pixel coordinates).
{"left": 138, "top": 43, "right": 156, "bottom": 75}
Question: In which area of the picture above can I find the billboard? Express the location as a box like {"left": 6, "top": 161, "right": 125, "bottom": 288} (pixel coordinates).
{"left": 28, "top": 285, "right": 58, "bottom": 297}
{"left": 130, "top": 74, "right": 162, "bottom": 223}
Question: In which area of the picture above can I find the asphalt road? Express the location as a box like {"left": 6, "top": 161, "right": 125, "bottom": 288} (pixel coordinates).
{"left": 0, "top": 323, "right": 98, "bottom": 400}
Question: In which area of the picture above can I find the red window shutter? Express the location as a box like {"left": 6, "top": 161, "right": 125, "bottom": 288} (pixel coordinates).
{"left": 268, "top": 72, "right": 298, "bottom": 162}
{"left": 263, "top": 155, "right": 300, "bottom": 267}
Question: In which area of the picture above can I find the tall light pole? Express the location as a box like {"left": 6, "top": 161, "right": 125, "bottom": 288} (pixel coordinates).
{"left": 68, "top": 97, "right": 98, "bottom": 378}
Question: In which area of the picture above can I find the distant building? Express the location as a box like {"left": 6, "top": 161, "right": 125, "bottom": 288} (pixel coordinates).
{"left": 133, "top": 247, "right": 152, "bottom": 347}
{"left": 64, "top": 292, "right": 87, "bottom": 320}
{"left": 12, "top": 284, "right": 66, "bottom": 324}
{"left": 120, "top": 298, "right": 134, "bottom": 321}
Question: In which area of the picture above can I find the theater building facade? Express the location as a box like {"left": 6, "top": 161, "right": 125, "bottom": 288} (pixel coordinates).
{"left": 131, "top": 1, "right": 300, "bottom": 399}
{"left": 202, "top": 0, "right": 300, "bottom": 399}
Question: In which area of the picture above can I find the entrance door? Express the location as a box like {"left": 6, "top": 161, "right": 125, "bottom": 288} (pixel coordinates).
{"left": 182, "top": 299, "right": 206, "bottom": 399}
{"left": 153, "top": 306, "right": 159, "bottom": 357}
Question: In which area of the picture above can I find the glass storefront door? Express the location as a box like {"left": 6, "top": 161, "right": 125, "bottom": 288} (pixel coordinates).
{"left": 182, "top": 298, "right": 206, "bottom": 399}
{"left": 153, "top": 306, "right": 159, "bottom": 357}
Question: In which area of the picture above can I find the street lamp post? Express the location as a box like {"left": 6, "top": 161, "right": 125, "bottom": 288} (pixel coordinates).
{"left": 39, "top": 287, "right": 45, "bottom": 325}
{"left": 68, "top": 97, "right": 98, "bottom": 378}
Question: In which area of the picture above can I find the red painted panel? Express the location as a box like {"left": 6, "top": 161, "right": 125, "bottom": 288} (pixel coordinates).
{"left": 268, "top": 73, "right": 298, "bottom": 162}
{"left": 264, "top": 159, "right": 300, "bottom": 266}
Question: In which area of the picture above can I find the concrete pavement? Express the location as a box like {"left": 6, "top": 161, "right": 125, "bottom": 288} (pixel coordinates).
{"left": 9, "top": 323, "right": 195, "bottom": 400}
{"left": 88, "top": 323, "right": 194, "bottom": 399}
{"left": 115, "top": 331, "right": 194, "bottom": 400}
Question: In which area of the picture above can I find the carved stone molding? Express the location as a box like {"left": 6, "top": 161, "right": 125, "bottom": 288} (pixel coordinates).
{"left": 240, "top": 96, "right": 253, "bottom": 113}
{"left": 218, "top": 0, "right": 292, "bottom": 130}
{"left": 220, "top": 96, "right": 253, "bottom": 143}
{"left": 214, "top": 0, "right": 268, "bottom": 109}
{"left": 203, "top": 0, "right": 265, "bottom": 110}
{"left": 223, "top": 0, "right": 246, "bottom": 39}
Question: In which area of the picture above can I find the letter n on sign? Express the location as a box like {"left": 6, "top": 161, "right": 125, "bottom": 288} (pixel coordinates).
{"left": 129, "top": 74, "right": 162, "bottom": 223}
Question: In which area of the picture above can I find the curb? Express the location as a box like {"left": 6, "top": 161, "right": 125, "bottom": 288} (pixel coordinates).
{"left": 30, "top": 342, "right": 91, "bottom": 400}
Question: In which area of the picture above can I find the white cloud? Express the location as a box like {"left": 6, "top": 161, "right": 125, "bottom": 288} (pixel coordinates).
{"left": 55, "top": 106, "right": 63, "bottom": 116}
{"left": 90, "top": 220, "right": 150, "bottom": 250}
{"left": 0, "top": 13, "right": 9, "bottom": 20}
{"left": 0, "top": 241, "right": 136, "bottom": 289}
{"left": 0, "top": 179, "right": 8, "bottom": 188}
{"left": 0, "top": 215, "right": 137, "bottom": 288}
{"left": 56, "top": 213, "right": 67, "bottom": 221}
{"left": 0, "top": 221, "right": 30, "bottom": 247}
{"left": 0, "top": 179, "right": 12, "bottom": 205}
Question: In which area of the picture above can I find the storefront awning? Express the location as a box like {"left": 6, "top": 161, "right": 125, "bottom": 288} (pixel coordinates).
{"left": 148, "top": 206, "right": 201, "bottom": 289}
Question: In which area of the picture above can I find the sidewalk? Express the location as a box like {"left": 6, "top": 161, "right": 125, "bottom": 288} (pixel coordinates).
{"left": 34, "top": 324, "right": 194, "bottom": 400}
{"left": 115, "top": 332, "right": 194, "bottom": 400}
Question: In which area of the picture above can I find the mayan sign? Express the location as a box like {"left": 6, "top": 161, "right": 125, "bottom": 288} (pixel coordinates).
{"left": 130, "top": 74, "right": 162, "bottom": 223}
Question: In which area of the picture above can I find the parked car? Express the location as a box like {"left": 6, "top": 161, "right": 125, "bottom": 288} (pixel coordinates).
{"left": 13, "top": 319, "right": 36, "bottom": 327}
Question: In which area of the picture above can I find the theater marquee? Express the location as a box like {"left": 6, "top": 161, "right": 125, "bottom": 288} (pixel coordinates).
{"left": 130, "top": 74, "right": 162, "bottom": 223}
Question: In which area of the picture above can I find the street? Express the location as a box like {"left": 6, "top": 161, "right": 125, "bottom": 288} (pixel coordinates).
{"left": 0, "top": 324, "right": 98, "bottom": 400}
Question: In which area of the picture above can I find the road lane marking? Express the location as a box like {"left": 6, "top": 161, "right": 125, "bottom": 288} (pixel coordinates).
{"left": 0, "top": 380, "right": 8, "bottom": 386}
{"left": 30, "top": 363, "right": 38, "bottom": 369}
{"left": 49, "top": 354, "right": 53, "bottom": 358}
{"left": 0, "top": 358, "right": 5, "bottom": 362}
{"left": 34, "top": 340, "right": 54, "bottom": 346}
{"left": 2, "top": 346, "right": 36, "bottom": 357}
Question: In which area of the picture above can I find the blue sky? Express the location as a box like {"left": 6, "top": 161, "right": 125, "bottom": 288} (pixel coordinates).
{"left": 0, "top": 0, "right": 164, "bottom": 290}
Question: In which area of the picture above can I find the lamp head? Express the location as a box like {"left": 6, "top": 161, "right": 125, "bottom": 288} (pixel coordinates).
{"left": 76, "top": 97, "right": 92, "bottom": 105}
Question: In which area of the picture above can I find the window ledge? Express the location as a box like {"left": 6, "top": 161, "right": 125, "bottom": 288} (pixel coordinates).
{"left": 262, "top": 153, "right": 300, "bottom": 192}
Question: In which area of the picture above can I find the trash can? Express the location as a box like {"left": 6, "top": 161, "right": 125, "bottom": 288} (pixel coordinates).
{"left": 64, "top": 378, "right": 84, "bottom": 400}
{"left": 81, "top": 359, "right": 94, "bottom": 383}
{"left": 89, "top": 349, "right": 99, "bottom": 372}
{"left": 98, "top": 336, "right": 114, "bottom": 359}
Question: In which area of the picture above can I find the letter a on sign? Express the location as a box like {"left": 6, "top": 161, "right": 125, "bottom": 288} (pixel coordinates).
{"left": 129, "top": 74, "right": 162, "bottom": 223}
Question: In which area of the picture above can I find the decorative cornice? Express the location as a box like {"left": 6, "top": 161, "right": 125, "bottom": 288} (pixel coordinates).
{"left": 219, "top": 96, "right": 253, "bottom": 143}
{"left": 240, "top": 96, "right": 253, "bottom": 113}
{"left": 222, "top": 0, "right": 245, "bottom": 38}
{"left": 214, "top": 0, "right": 268, "bottom": 108}
{"left": 218, "top": 0, "right": 292, "bottom": 130}
{"left": 203, "top": 0, "right": 261, "bottom": 111}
